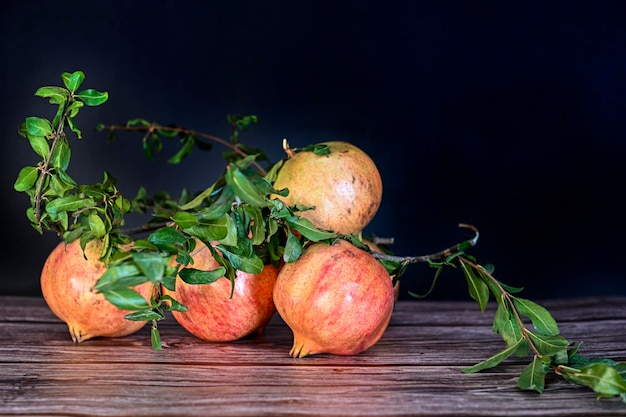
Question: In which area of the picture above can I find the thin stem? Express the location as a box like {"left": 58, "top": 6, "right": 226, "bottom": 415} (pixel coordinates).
{"left": 371, "top": 223, "right": 479, "bottom": 264}
{"left": 34, "top": 103, "right": 68, "bottom": 232}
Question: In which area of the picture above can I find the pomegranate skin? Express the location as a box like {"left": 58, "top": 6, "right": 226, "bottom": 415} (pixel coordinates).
{"left": 273, "top": 239, "right": 394, "bottom": 358}
{"left": 40, "top": 239, "right": 153, "bottom": 343}
{"left": 163, "top": 241, "right": 278, "bottom": 342}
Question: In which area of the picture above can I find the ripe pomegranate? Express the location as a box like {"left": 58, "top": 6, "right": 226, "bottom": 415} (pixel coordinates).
{"left": 41, "top": 239, "right": 153, "bottom": 343}
{"left": 272, "top": 141, "right": 383, "bottom": 235}
{"left": 273, "top": 239, "right": 394, "bottom": 358}
{"left": 163, "top": 240, "right": 278, "bottom": 342}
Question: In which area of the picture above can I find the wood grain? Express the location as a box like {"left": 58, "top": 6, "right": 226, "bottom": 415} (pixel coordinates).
{"left": 1, "top": 296, "right": 625, "bottom": 416}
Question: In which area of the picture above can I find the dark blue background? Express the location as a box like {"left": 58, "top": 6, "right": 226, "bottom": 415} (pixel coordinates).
{"left": 2, "top": 0, "right": 625, "bottom": 300}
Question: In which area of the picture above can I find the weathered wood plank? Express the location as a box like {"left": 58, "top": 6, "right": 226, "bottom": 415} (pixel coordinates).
{"left": 2, "top": 363, "right": 626, "bottom": 416}
{"left": 1, "top": 296, "right": 625, "bottom": 416}
{"left": 1, "top": 314, "right": 624, "bottom": 367}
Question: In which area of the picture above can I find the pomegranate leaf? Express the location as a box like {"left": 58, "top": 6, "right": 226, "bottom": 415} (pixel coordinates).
{"left": 225, "top": 166, "right": 269, "bottom": 207}
{"left": 132, "top": 251, "right": 165, "bottom": 283}
{"left": 513, "top": 297, "right": 560, "bottom": 336}
{"left": 14, "top": 166, "right": 39, "bottom": 192}
{"left": 463, "top": 337, "right": 526, "bottom": 373}
{"left": 287, "top": 217, "right": 337, "bottom": 241}
{"left": 526, "top": 332, "right": 570, "bottom": 356}
{"left": 283, "top": 228, "right": 303, "bottom": 263}
{"left": 62, "top": 70, "right": 85, "bottom": 93}
{"left": 35, "top": 86, "right": 69, "bottom": 104}
{"left": 460, "top": 260, "right": 489, "bottom": 312}
{"left": 518, "top": 355, "right": 551, "bottom": 393}
{"left": 25, "top": 116, "right": 53, "bottom": 137}
{"left": 102, "top": 288, "right": 151, "bottom": 311}
{"left": 178, "top": 267, "right": 225, "bottom": 284}
{"left": 75, "top": 88, "right": 109, "bottom": 106}
{"left": 561, "top": 364, "right": 626, "bottom": 399}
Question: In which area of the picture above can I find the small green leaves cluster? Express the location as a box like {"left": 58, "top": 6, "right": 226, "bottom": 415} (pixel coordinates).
{"left": 430, "top": 252, "right": 626, "bottom": 401}
{"left": 13, "top": 71, "right": 131, "bottom": 259}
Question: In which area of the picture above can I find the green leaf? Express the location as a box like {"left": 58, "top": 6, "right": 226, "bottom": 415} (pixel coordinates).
{"left": 518, "top": 355, "right": 551, "bottom": 393}
{"left": 62, "top": 71, "right": 85, "bottom": 93}
{"left": 94, "top": 273, "right": 147, "bottom": 293}
{"left": 245, "top": 205, "right": 266, "bottom": 245}
{"left": 146, "top": 226, "right": 189, "bottom": 246}
{"left": 493, "top": 302, "right": 526, "bottom": 354}
{"left": 25, "top": 117, "right": 53, "bottom": 137}
{"left": 14, "top": 166, "right": 39, "bottom": 192}
{"left": 28, "top": 135, "right": 50, "bottom": 159}
{"left": 88, "top": 213, "right": 106, "bottom": 239}
{"left": 151, "top": 325, "right": 162, "bottom": 350}
{"left": 463, "top": 337, "right": 526, "bottom": 373}
{"left": 46, "top": 195, "right": 95, "bottom": 215}
{"left": 526, "top": 332, "right": 570, "bottom": 356}
{"left": 168, "top": 135, "right": 195, "bottom": 164}
{"left": 94, "top": 263, "right": 141, "bottom": 292}
{"left": 76, "top": 89, "right": 109, "bottom": 106}
{"left": 66, "top": 115, "right": 82, "bottom": 139}
{"left": 513, "top": 297, "right": 560, "bottom": 336}
{"left": 218, "top": 247, "right": 264, "bottom": 274}
{"left": 460, "top": 261, "right": 489, "bottom": 312}
{"left": 200, "top": 188, "right": 236, "bottom": 221}
{"left": 287, "top": 217, "right": 337, "bottom": 241}
{"left": 283, "top": 228, "right": 303, "bottom": 263}
{"left": 160, "top": 294, "right": 188, "bottom": 312}
{"left": 102, "top": 288, "right": 151, "bottom": 311}
{"left": 132, "top": 251, "right": 165, "bottom": 283}
{"left": 125, "top": 309, "right": 164, "bottom": 321}
{"left": 65, "top": 100, "right": 84, "bottom": 118}
{"left": 225, "top": 166, "right": 269, "bottom": 207}
{"left": 50, "top": 136, "right": 71, "bottom": 170}
{"left": 35, "top": 86, "right": 69, "bottom": 104}
{"left": 216, "top": 214, "right": 238, "bottom": 247}
{"left": 172, "top": 211, "right": 198, "bottom": 228}
{"left": 178, "top": 267, "right": 226, "bottom": 284}
{"left": 178, "top": 183, "right": 217, "bottom": 211}
{"left": 184, "top": 215, "right": 229, "bottom": 242}
{"left": 563, "top": 363, "right": 626, "bottom": 398}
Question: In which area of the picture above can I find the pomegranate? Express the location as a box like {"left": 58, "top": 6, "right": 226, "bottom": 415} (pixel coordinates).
{"left": 272, "top": 141, "right": 383, "bottom": 235}
{"left": 40, "top": 239, "right": 153, "bottom": 342}
{"left": 163, "top": 240, "right": 278, "bottom": 342}
{"left": 273, "top": 239, "right": 394, "bottom": 357}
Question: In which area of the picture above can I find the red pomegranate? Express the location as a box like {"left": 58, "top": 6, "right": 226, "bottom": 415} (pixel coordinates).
{"left": 163, "top": 239, "right": 278, "bottom": 342}
{"left": 273, "top": 239, "right": 394, "bottom": 357}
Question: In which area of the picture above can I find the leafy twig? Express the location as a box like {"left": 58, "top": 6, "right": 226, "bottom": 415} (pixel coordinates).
{"left": 97, "top": 115, "right": 267, "bottom": 175}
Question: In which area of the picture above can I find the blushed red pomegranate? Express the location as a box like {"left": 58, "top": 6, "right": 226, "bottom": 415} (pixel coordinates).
{"left": 163, "top": 240, "right": 278, "bottom": 342}
{"left": 40, "top": 239, "right": 153, "bottom": 342}
{"left": 273, "top": 239, "right": 394, "bottom": 357}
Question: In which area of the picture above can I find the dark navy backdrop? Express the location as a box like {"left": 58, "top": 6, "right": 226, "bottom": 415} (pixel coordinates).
{"left": 2, "top": 0, "right": 625, "bottom": 300}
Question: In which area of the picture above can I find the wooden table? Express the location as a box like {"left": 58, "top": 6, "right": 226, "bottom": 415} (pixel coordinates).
{"left": 1, "top": 295, "right": 625, "bottom": 416}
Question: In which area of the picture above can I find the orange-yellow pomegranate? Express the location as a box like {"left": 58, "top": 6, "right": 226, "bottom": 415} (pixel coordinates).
{"left": 41, "top": 239, "right": 153, "bottom": 343}
{"left": 273, "top": 239, "right": 394, "bottom": 358}
{"left": 272, "top": 141, "right": 383, "bottom": 234}
{"left": 163, "top": 240, "right": 279, "bottom": 342}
